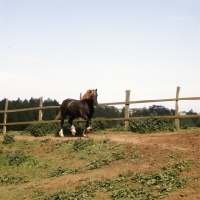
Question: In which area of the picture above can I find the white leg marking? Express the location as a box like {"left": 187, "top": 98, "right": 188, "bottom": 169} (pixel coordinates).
{"left": 71, "top": 125, "right": 76, "bottom": 136}
{"left": 82, "top": 133, "right": 88, "bottom": 137}
{"left": 59, "top": 129, "right": 64, "bottom": 138}
{"left": 82, "top": 129, "right": 88, "bottom": 137}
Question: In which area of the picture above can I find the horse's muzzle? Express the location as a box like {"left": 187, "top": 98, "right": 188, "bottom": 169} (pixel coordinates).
{"left": 93, "top": 101, "right": 98, "bottom": 106}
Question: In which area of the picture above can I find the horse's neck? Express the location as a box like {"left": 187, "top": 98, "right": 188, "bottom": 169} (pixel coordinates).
{"left": 81, "top": 99, "right": 93, "bottom": 106}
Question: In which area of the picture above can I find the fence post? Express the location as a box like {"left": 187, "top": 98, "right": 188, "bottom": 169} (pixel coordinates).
{"left": 175, "top": 86, "right": 180, "bottom": 131}
{"left": 80, "top": 93, "right": 82, "bottom": 100}
{"left": 3, "top": 99, "right": 8, "bottom": 134}
{"left": 125, "top": 90, "right": 131, "bottom": 129}
{"left": 38, "top": 97, "right": 43, "bottom": 121}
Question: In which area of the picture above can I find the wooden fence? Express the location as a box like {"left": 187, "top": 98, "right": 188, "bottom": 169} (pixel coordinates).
{"left": 0, "top": 86, "right": 200, "bottom": 134}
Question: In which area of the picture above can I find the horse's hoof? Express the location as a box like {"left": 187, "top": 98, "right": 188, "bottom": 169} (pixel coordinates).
{"left": 85, "top": 129, "right": 90, "bottom": 133}
{"left": 71, "top": 131, "right": 76, "bottom": 136}
{"left": 59, "top": 131, "right": 64, "bottom": 138}
{"left": 82, "top": 133, "right": 88, "bottom": 137}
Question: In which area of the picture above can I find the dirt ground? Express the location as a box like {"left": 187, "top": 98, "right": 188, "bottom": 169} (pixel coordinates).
{"left": 0, "top": 131, "right": 200, "bottom": 199}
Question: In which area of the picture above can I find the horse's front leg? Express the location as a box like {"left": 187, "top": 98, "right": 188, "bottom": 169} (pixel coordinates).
{"left": 83, "top": 118, "right": 92, "bottom": 137}
{"left": 86, "top": 119, "right": 92, "bottom": 132}
{"left": 68, "top": 116, "right": 76, "bottom": 136}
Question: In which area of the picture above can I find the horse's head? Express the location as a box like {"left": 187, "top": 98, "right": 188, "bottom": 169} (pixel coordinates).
{"left": 81, "top": 89, "right": 98, "bottom": 106}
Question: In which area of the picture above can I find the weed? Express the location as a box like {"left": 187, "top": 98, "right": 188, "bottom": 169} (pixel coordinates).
{"left": 44, "top": 163, "right": 189, "bottom": 200}
{"left": 86, "top": 158, "right": 110, "bottom": 169}
{"left": 0, "top": 173, "right": 28, "bottom": 186}
{"left": 166, "top": 153, "right": 181, "bottom": 159}
{"left": 5, "top": 150, "right": 30, "bottom": 166}
{"left": 2, "top": 133, "right": 15, "bottom": 144}
{"left": 41, "top": 138, "right": 52, "bottom": 143}
{"left": 48, "top": 166, "right": 83, "bottom": 177}
{"left": 110, "top": 151, "right": 126, "bottom": 160}
{"left": 72, "top": 138, "right": 94, "bottom": 152}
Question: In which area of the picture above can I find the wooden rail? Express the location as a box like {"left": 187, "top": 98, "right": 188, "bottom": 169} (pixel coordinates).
{"left": 1, "top": 86, "right": 200, "bottom": 134}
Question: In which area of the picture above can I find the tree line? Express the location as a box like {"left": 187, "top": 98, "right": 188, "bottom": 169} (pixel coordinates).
{"left": 0, "top": 98, "right": 199, "bottom": 131}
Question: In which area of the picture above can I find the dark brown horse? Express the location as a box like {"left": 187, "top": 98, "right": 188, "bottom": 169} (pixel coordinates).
{"left": 55, "top": 89, "right": 98, "bottom": 137}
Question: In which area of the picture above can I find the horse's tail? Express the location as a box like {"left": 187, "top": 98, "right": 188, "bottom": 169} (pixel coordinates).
{"left": 55, "top": 108, "right": 61, "bottom": 120}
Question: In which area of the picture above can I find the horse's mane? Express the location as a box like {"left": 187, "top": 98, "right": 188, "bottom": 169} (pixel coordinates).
{"left": 81, "top": 89, "right": 97, "bottom": 100}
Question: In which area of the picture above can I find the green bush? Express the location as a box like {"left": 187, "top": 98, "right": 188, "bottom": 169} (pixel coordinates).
{"left": 115, "top": 123, "right": 126, "bottom": 131}
{"left": 182, "top": 125, "right": 188, "bottom": 129}
{"left": 2, "top": 133, "right": 15, "bottom": 144}
{"left": 128, "top": 119, "right": 174, "bottom": 133}
{"left": 196, "top": 122, "right": 200, "bottom": 127}
{"left": 25, "top": 122, "right": 60, "bottom": 137}
{"left": 92, "top": 121, "right": 105, "bottom": 132}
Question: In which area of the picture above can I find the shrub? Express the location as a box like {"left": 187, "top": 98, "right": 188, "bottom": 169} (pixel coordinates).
{"left": 115, "top": 123, "right": 125, "bottom": 131}
{"left": 196, "top": 122, "right": 200, "bottom": 127}
{"left": 92, "top": 121, "right": 105, "bottom": 132}
{"left": 26, "top": 122, "right": 60, "bottom": 137}
{"left": 182, "top": 125, "right": 188, "bottom": 129}
{"left": 128, "top": 119, "right": 174, "bottom": 133}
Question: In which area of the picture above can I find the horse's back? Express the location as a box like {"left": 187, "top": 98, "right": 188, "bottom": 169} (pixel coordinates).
{"left": 62, "top": 98, "right": 77, "bottom": 104}
{"left": 61, "top": 98, "right": 78, "bottom": 109}
{"left": 60, "top": 98, "right": 81, "bottom": 116}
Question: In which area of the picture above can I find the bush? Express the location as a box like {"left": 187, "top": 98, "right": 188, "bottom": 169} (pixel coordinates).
{"left": 25, "top": 122, "right": 60, "bottom": 137}
{"left": 196, "top": 122, "right": 200, "bottom": 127}
{"left": 182, "top": 125, "right": 188, "bottom": 129}
{"left": 92, "top": 121, "right": 105, "bottom": 132}
{"left": 2, "top": 134, "right": 15, "bottom": 144}
{"left": 128, "top": 119, "right": 174, "bottom": 134}
{"left": 115, "top": 123, "right": 126, "bottom": 132}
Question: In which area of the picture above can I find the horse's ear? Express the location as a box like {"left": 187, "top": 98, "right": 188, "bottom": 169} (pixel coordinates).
{"left": 95, "top": 89, "right": 97, "bottom": 91}
{"left": 88, "top": 90, "right": 91, "bottom": 93}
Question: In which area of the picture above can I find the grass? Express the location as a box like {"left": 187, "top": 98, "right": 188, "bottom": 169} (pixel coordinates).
{"left": 0, "top": 131, "right": 199, "bottom": 199}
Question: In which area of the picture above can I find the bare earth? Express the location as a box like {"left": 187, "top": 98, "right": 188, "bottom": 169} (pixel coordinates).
{"left": 0, "top": 131, "right": 200, "bottom": 200}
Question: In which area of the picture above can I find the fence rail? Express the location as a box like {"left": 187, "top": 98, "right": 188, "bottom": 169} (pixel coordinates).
{"left": 1, "top": 86, "right": 200, "bottom": 134}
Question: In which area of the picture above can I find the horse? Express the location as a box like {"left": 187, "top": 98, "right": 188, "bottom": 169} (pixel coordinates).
{"left": 55, "top": 89, "right": 98, "bottom": 137}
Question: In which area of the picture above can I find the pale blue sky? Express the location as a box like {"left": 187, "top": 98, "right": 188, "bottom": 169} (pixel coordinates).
{"left": 0, "top": 0, "right": 200, "bottom": 112}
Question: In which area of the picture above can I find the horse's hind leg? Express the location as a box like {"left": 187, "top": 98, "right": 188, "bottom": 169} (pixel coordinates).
{"left": 68, "top": 116, "right": 76, "bottom": 136}
{"left": 59, "top": 117, "right": 65, "bottom": 138}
